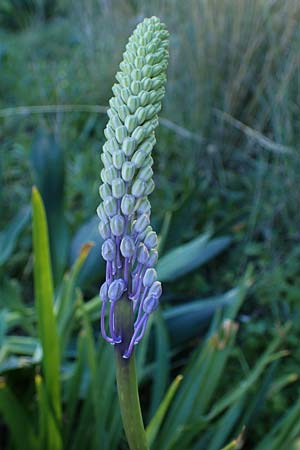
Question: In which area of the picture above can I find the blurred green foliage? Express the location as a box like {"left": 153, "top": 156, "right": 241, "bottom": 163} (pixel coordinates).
{"left": 1, "top": 0, "right": 300, "bottom": 448}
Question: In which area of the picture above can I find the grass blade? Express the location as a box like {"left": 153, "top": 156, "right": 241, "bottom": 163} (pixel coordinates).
{"left": 0, "top": 380, "right": 38, "bottom": 450}
{"left": 146, "top": 374, "right": 183, "bottom": 448}
{"left": 0, "top": 206, "right": 30, "bottom": 266}
{"left": 32, "top": 186, "right": 62, "bottom": 450}
{"left": 157, "top": 233, "right": 231, "bottom": 282}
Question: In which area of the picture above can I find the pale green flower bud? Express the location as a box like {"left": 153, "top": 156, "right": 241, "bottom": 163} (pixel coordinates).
{"left": 128, "top": 95, "right": 140, "bottom": 113}
{"left": 115, "top": 126, "right": 128, "bottom": 144}
{"left": 137, "top": 243, "right": 149, "bottom": 264}
{"left": 125, "top": 115, "right": 138, "bottom": 133}
{"left": 124, "top": 50, "right": 134, "bottom": 64}
{"left": 104, "top": 196, "right": 118, "bottom": 217}
{"left": 118, "top": 104, "right": 130, "bottom": 122}
{"left": 140, "top": 91, "right": 150, "bottom": 107}
{"left": 98, "top": 221, "right": 111, "bottom": 239}
{"left": 138, "top": 165, "right": 153, "bottom": 181}
{"left": 99, "top": 183, "right": 111, "bottom": 200}
{"left": 145, "top": 54, "right": 155, "bottom": 64}
{"left": 112, "top": 83, "right": 122, "bottom": 97}
{"left": 102, "top": 238, "right": 116, "bottom": 261}
{"left": 131, "top": 68, "right": 142, "bottom": 81}
{"left": 131, "top": 126, "right": 145, "bottom": 144}
{"left": 112, "top": 151, "right": 125, "bottom": 170}
{"left": 120, "top": 236, "right": 136, "bottom": 258}
{"left": 110, "top": 214, "right": 125, "bottom": 236}
{"left": 134, "top": 213, "right": 150, "bottom": 233}
{"left": 153, "top": 102, "right": 161, "bottom": 114}
{"left": 147, "top": 249, "right": 158, "bottom": 267}
{"left": 120, "top": 60, "right": 130, "bottom": 73}
{"left": 105, "top": 165, "right": 118, "bottom": 184}
{"left": 142, "top": 78, "right": 152, "bottom": 91}
{"left": 106, "top": 138, "right": 119, "bottom": 154}
{"left": 122, "top": 137, "right": 136, "bottom": 156}
{"left": 101, "top": 168, "right": 108, "bottom": 184}
{"left": 100, "top": 281, "right": 109, "bottom": 302}
{"left": 104, "top": 126, "right": 114, "bottom": 140}
{"left": 144, "top": 230, "right": 158, "bottom": 248}
{"left": 132, "top": 150, "right": 147, "bottom": 168}
{"left": 121, "top": 87, "right": 131, "bottom": 103}
{"left": 108, "top": 279, "right": 125, "bottom": 301}
{"left": 145, "top": 104, "right": 156, "bottom": 120}
{"left": 137, "top": 47, "right": 146, "bottom": 57}
{"left": 136, "top": 107, "right": 147, "bottom": 124}
{"left": 142, "top": 155, "right": 154, "bottom": 169}
{"left": 132, "top": 179, "right": 146, "bottom": 197}
{"left": 101, "top": 152, "right": 112, "bottom": 168}
{"left": 107, "top": 107, "right": 116, "bottom": 120}
{"left": 144, "top": 179, "right": 155, "bottom": 196}
{"left": 149, "top": 281, "right": 162, "bottom": 297}
{"left": 115, "top": 96, "right": 124, "bottom": 108}
{"left": 112, "top": 178, "right": 125, "bottom": 199}
{"left": 152, "top": 63, "right": 166, "bottom": 77}
{"left": 141, "top": 64, "right": 152, "bottom": 78}
{"left": 143, "top": 295, "right": 159, "bottom": 314}
{"left": 116, "top": 72, "right": 130, "bottom": 88}
{"left": 143, "top": 268, "right": 157, "bottom": 287}
{"left": 137, "top": 198, "right": 151, "bottom": 214}
{"left": 121, "top": 194, "right": 136, "bottom": 215}
{"left": 121, "top": 161, "right": 136, "bottom": 182}
{"left": 109, "top": 97, "right": 117, "bottom": 110}
{"left": 110, "top": 115, "right": 122, "bottom": 130}
{"left": 155, "top": 88, "right": 165, "bottom": 102}
{"left": 151, "top": 77, "right": 165, "bottom": 90}
{"left": 139, "top": 225, "right": 152, "bottom": 242}
{"left": 135, "top": 57, "right": 145, "bottom": 69}
{"left": 131, "top": 80, "right": 142, "bottom": 95}
{"left": 97, "top": 203, "right": 109, "bottom": 223}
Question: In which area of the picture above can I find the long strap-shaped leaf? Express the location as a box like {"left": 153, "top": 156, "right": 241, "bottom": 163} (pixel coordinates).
{"left": 32, "top": 186, "right": 62, "bottom": 450}
{"left": 0, "top": 381, "right": 38, "bottom": 450}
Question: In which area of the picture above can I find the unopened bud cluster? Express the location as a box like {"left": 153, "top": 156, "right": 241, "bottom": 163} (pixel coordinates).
{"left": 98, "top": 16, "right": 169, "bottom": 358}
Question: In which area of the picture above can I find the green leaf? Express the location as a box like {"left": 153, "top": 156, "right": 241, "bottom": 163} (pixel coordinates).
{"left": 0, "top": 206, "right": 30, "bottom": 266}
{"left": 0, "top": 380, "right": 38, "bottom": 450}
{"left": 206, "top": 401, "right": 245, "bottom": 450}
{"left": 69, "top": 216, "right": 105, "bottom": 288}
{"left": 31, "top": 130, "right": 69, "bottom": 286}
{"left": 56, "top": 242, "right": 94, "bottom": 355}
{"left": 157, "top": 233, "right": 232, "bottom": 281}
{"left": 205, "top": 334, "right": 284, "bottom": 422}
{"left": 146, "top": 375, "right": 183, "bottom": 447}
{"left": 148, "top": 311, "right": 171, "bottom": 418}
{"left": 163, "top": 288, "right": 241, "bottom": 344}
{"left": 157, "top": 211, "right": 172, "bottom": 255}
{"left": 32, "top": 186, "right": 62, "bottom": 450}
{"left": 220, "top": 440, "right": 240, "bottom": 450}
{"left": 254, "top": 399, "right": 300, "bottom": 450}
{"left": 157, "top": 278, "right": 248, "bottom": 450}
{"left": 64, "top": 331, "right": 86, "bottom": 446}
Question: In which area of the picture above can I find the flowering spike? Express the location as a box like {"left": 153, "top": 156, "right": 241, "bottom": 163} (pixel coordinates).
{"left": 98, "top": 16, "right": 168, "bottom": 358}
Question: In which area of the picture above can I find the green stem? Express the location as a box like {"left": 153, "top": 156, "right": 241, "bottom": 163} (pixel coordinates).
{"left": 114, "top": 296, "right": 149, "bottom": 450}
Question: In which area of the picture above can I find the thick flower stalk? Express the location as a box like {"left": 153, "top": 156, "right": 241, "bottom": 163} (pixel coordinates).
{"left": 98, "top": 17, "right": 169, "bottom": 359}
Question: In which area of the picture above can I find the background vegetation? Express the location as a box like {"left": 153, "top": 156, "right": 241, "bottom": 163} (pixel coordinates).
{"left": 1, "top": 0, "right": 300, "bottom": 449}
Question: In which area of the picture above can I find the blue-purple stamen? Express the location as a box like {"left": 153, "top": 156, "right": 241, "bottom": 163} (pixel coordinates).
{"left": 123, "top": 314, "right": 148, "bottom": 359}
{"left": 99, "top": 245, "right": 161, "bottom": 357}
{"left": 101, "top": 300, "right": 114, "bottom": 344}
